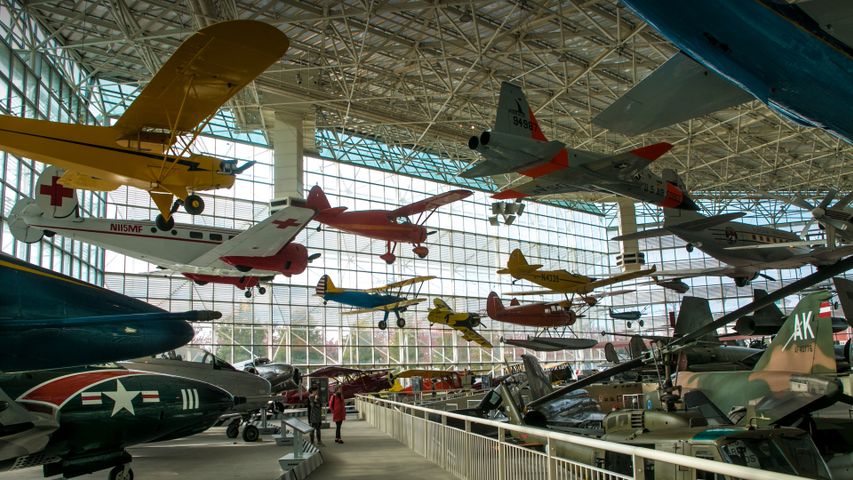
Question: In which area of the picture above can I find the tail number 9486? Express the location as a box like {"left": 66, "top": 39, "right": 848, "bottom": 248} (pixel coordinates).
{"left": 513, "top": 115, "right": 534, "bottom": 131}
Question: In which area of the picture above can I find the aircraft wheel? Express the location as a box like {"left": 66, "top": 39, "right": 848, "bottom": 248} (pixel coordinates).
{"left": 258, "top": 286, "right": 267, "bottom": 295}
{"left": 413, "top": 246, "right": 429, "bottom": 258}
{"left": 379, "top": 252, "right": 396, "bottom": 264}
{"left": 638, "top": 320, "right": 645, "bottom": 327}
{"left": 378, "top": 320, "right": 388, "bottom": 330}
{"left": 396, "top": 318, "right": 406, "bottom": 328}
{"left": 194, "top": 280, "right": 208, "bottom": 286}
{"left": 244, "top": 290, "right": 253, "bottom": 299}
{"left": 184, "top": 194, "right": 205, "bottom": 215}
{"left": 155, "top": 214, "right": 175, "bottom": 231}
{"left": 44, "top": 230, "right": 55, "bottom": 238}
{"left": 627, "top": 321, "right": 632, "bottom": 329}
{"left": 225, "top": 423, "right": 240, "bottom": 439}
{"left": 685, "top": 243, "right": 694, "bottom": 253}
{"left": 242, "top": 424, "right": 260, "bottom": 442}
{"left": 108, "top": 465, "right": 133, "bottom": 480}
{"left": 236, "top": 265, "right": 252, "bottom": 273}
{"left": 734, "top": 277, "right": 750, "bottom": 287}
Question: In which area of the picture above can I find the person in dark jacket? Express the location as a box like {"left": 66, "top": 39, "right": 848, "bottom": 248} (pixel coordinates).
{"left": 307, "top": 386, "right": 324, "bottom": 446}
{"left": 328, "top": 389, "right": 346, "bottom": 443}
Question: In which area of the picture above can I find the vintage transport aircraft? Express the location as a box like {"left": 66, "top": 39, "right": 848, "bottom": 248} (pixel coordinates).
{"left": 0, "top": 20, "right": 289, "bottom": 231}
{"left": 0, "top": 365, "right": 235, "bottom": 480}
{"left": 9, "top": 167, "right": 318, "bottom": 298}
{"left": 613, "top": 202, "right": 853, "bottom": 287}
{"left": 303, "top": 185, "right": 472, "bottom": 264}
{"left": 0, "top": 253, "right": 213, "bottom": 373}
{"left": 426, "top": 298, "right": 492, "bottom": 348}
{"left": 315, "top": 274, "right": 434, "bottom": 329}
{"left": 593, "top": 0, "right": 853, "bottom": 144}
{"left": 463, "top": 81, "right": 698, "bottom": 210}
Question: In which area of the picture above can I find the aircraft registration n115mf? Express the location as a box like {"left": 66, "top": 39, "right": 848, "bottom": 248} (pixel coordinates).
{"left": 9, "top": 167, "right": 319, "bottom": 298}
{"left": 0, "top": 20, "right": 289, "bottom": 231}
{"left": 464, "top": 82, "right": 698, "bottom": 210}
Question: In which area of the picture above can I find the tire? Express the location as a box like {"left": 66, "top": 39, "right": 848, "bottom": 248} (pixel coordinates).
{"left": 242, "top": 424, "right": 260, "bottom": 442}
{"left": 109, "top": 465, "right": 133, "bottom": 480}
{"left": 396, "top": 317, "right": 406, "bottom": 328}
{"left": 258, "top": 286, "right": 267, "bottom": 295}
{"left": 226, "top": 424, "right": 239, "bottom": 439}
{"left": 184, "top": 194, "right": 205, "bottom": 215}
{"left": 378, "top": 320, "right": 388, "bottom": 330}
{"left": 244, "top": 290, "right": 253, "bottom": 299}
{"left": 685, "top": 244, "right": 694, "bottom": 253}
{"left": 155, "top": 214, "right": 175, "bottom": 231}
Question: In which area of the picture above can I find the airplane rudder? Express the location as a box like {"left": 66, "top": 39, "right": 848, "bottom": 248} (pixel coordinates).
{"left": 306, "top": 185, "right": 331, "bottom": 211}
{"left": 508, "top": 249, "right": 528, "bottom": 268}
{"left": 494, "top": 82, "right": 547, "bottom": 141}
{"left": 315, "top": 274, "right": 334, "bottom": 296}
{"left": 486, "top": 292, "right": 504, "bottom": 316}
{"left": 35, "top": 166, "right": 78, "bottom": 219}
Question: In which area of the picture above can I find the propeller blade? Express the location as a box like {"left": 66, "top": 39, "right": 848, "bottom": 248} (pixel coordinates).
{"left": 764, "top": 190, "right": 813, "bottom": 210}
{"left": 835, "top": 191, "right": 853, "bottom": 210}
{"left": 840, "top": 394, "right": 853, "bottom": 406}
{"left": 426, "top": 230, "right": 437, "bottom": 236}
{"left": 757, "top": 273, "right": 776, "bottom": 282}
{"left": 827, "top": 224, "right": 837, "bottom": 248}
{"left": 308, "top": 253, "right": 321, "bottom": 262}
{"left": 818, "top": 190, "right": 838, "bottom": 210}
{"left": 800, "top": 219, "right": 815, "bottom": 238}
{"left": 232, "top": 161, "right": 256, "bottom": 175}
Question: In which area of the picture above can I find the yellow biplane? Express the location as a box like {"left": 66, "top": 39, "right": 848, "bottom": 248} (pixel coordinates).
{"left": 427, "top": 298, "right": 492, "bottom": 348}
{"left": 0, "top": 20, "right": 289, "bottom": 230}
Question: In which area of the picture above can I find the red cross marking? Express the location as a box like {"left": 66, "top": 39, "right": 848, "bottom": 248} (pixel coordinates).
{"left": 273, "top": 218, "right": 302, "bottom": 229}
{"left": 39, "top": 176, "right": 74, "bottom": 207}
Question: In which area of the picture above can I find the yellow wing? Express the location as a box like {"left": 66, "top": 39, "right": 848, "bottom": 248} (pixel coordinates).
{"left": 114, "top": 21, "right": 289, "bottom": 147}
{"left": 457, "top": 327, "right": 493, "bottom": 348}
{"left": 366, "top": 276, "right": 436, "bottom": 293}
{"left": 340, "top": 298, "right": 426, "bottom": 315}
{"left": 58, "top": 170, "right": 121, "bottom": 191}
{"left": 587, "top": 266, "right": 656, "bottom": 290}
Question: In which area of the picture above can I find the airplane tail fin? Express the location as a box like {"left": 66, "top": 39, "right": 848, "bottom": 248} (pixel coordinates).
{"left": 604, "top": 343, "right": 620, "bottom": 364}
{"left": 521, "top": 354, "right": 553, "bottom": 399}
{"left": 34, "top": 166, "right": 79, "bottom": 219}
{"left": 628, "top": 335, "right": 649, "bottom": 358}
{"left": 494, "top": 82, "right": 547, "bottom": 141}
{"left": 498, "top": 249, "right": 541, "bottom": 275}
{"left": 661, "top": 169, "right": 701, "bottom": 222}
{"left": 315, "top": 274, "right": 339, "bottom": 297}
{"left": 674, "top": 296, "right": 715, "bottom": 340}
{"left": 752, "top": 291, "right": 836, "bottom": 374}
{"left": 486, "top": 292, "right": 505, "bottom": 318}
{"left": 306, "top": 185, "right": 332, "bottom": 212}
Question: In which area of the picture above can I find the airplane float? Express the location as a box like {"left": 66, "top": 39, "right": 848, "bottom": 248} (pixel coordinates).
{"left": 0, "top": 365, "right": 235, "bottom": 480}
{"left": 304, "top": 185, "right": 472, "bottom": 264}
{"left": 593, "top": 1, "right": 853, "bottom": 144}
{"left": 0, "top": 20, "right": 289, "bottom": 231}
{"left": 9, "top": 167, "right": 319, "bottom": 298}
{"left": 464, "top": 82, "right": 698, "bottom": 210}
{"left": 0, "top": 253, "right": 213, "bottom": 372}
{"left": 613, "top": 197, "right": 853, "bottom": 287}
{"left": 426, "top": 298, "right": 492, "bottom": 348}
{"left": 498, "top": 249, "right": 652, "bottom": 304}
{"left": 315, "top": 274, "right": 434, "bottom": 330}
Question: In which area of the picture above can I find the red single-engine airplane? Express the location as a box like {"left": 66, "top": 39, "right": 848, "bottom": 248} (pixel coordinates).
{"left": 304, "top": 185, "right": 472, "bottom": 264}
{"left": 486, "top": 292, "right": 577, "bottom": 328}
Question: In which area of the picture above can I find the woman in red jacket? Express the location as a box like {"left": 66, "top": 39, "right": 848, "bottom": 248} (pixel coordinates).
{"left": 328, "top": 389, "right": 347, "bottom": 443}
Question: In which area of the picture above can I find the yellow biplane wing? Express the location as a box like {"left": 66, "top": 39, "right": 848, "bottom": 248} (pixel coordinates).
{"left": 458, "top": 327, "right": 493, "bottom": 348}
{"left": 587, "top": 266, "right": 656, "bottom": 290}
{"left": 365, "top": 276, "right": 436, "bottom": 293}
{"left": 114, "top": 20, "right": 289, "bottom": 147}
{"left": 340, "top": 298, "right": 426, "bottom": 315}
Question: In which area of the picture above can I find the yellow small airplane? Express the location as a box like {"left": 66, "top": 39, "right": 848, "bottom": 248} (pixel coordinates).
{"left": 0, "top": 20, "right": 289, "bottom": 230}
{"left": 497, "top": 249, "right": 655, "bottom": 302}
{"left": 427, "top": 298, "right": 492, "bottom": 348}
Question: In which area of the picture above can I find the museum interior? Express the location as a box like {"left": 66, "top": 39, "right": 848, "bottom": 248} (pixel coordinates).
{"left": 0, "top": 1, "right": 851, "bottom": 479}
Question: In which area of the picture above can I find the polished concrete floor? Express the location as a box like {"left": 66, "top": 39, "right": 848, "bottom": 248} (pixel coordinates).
{"left": 0, "top": 415, "right": 452, "bottom": 479}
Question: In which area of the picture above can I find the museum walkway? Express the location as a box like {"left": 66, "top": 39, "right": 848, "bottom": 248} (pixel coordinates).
{"left": 0, "top": 416, "right": 451, "bottom": 480}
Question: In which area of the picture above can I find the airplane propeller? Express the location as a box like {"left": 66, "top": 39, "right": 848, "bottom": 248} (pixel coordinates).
{"left": 757, "top": 273, "right": 776, "bottom": 282}
{"left": 768, "top": 189, "right": 852, "bottom": 248}
{"left": 426, "top": 230, "right": 437, "bottom": 236}
{"left": 308, "top": 253, "right": 321, "bottom": 263}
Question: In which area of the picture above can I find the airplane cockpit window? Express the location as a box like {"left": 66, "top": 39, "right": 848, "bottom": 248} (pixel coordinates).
{"left": 718, "top": 437, "right": 831, "bottom": 479}
{"left": 393, "top": 216, "right": 412, "bottom": 224}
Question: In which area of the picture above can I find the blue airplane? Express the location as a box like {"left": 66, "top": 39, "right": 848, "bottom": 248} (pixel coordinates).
{"left": 0, "top": 253, "right": 218, "bottom": 372}
{"left": 315, "top": 274, "right": 434, "bottom": 330}
{"left": 594, "top": 1, "right": 853, "bottom": 144}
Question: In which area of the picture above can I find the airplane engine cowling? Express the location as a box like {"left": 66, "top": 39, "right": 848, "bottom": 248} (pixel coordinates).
{"left": 219, "top": 243, "right": 309, "bottom": 277}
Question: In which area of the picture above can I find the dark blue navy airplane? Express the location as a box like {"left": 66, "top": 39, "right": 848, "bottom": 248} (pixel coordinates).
{"left": 595, "top": 0, "right": 853, "bottom": 144}
{"left": 0, "top": 253, "right": 217, "bottom": 372}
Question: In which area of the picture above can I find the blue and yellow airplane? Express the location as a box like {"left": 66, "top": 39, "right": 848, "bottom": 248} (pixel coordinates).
{"left": 315, "top": 274, "right": 435, "bottom": 330}
{"left": 0, "top": 253, "right": 217, "bottom": 372}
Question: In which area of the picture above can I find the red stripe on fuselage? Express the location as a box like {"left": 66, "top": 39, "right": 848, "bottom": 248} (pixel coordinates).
{"left": 18, "top": 370, "right": 137, "bottom": 408}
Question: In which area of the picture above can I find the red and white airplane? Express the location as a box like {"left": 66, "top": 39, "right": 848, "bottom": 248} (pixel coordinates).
{"left": 304, "top": 185, "right": 472, "bottom": 264}
{"left": 9, "top": 166, "right": 318, "bottom": 297}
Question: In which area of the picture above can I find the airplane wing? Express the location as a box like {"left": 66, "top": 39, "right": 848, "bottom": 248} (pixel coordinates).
{"left": 389, "top": 190, "right": 472, "bottom": 218}
{"left": 587, "top": 142, "right": 674, "bottom": 177}
{"left": 188, "top": 204, "right": 315, "bottom": 268}
{"left": 340, "top": 299, "right": 426, "bottom": 315}
{"left": 612, "top": 212, "right": 746, "bottom": 241}
{"left": 456, "top": 326, "right": 493, "bottom": 348}
{"left": 503, "top": 288, "right": 556, "bottom": 296}
{"left": 587, "top": 266, "right": 656, "bottom": 290}
{"left": 365, "top": 276, "right": 436, "bottom": 293}
{"left": 114, "top": 21, "right": 289, "bottom": 142}
{"left": 652, "top": 266, "right": 738, "bottom": 280}
{"left": 592, "top": 52, "right": 753, "bottom": 136}
{"left": 309, "top": 366, "right": 364, "bottom": 378}
{"left": 0, "top": 310, "right": 220, "bottom": 329}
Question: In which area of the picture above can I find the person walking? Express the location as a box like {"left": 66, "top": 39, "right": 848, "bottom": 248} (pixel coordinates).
{"left": 307, "top": 386, "right": 324, "bottom": 446}
{"left": 329, "top": 389, "right": 346, "bottom": 443}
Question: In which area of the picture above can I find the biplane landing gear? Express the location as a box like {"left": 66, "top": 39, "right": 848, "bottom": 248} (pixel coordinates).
{"left": 413, "top": 245, "right": 429, "bottom": 258}
{"left": 184, "top": 194, "right": 204, "bottom": 215}
{"left": 258, "top": 286, "right": 267, "bottom": 295}
{"left": 380, "top": 252, "right": 396, "bottom": 264}
{"left": 245, "top": 290, "right": 253, "bottom": 299}
{"left": 155, "top": 214, "right": 175, "bottom": 231}
{"left": 378, "top": 320, "right": 388, "bottom": 330}
{"left": 396, "top": 318, "right": 406, "bottom": 328}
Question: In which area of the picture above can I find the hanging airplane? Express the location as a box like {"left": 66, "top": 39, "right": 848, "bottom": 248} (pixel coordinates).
{"left": 612, "top": 199, "right": 853, "bottom": 287}
{"left": 593, "top": 1, "right": 853, "bottom": 144}
{"left": 426, "top": 298, "right": 492, "bottom": 348}
{"left": 0, "top": 21, "right": 290, "bottom": 231}
{"left": 0, "top": 253, "right": 212, "bottom": 372}
{"left": 237, "top": 357, "right": 302, "bottom": 394}
{"left": 608, "top": 307, "right": 646, "bottom": 328}
{"left": 9, "top": 167, "right": 319, "bottom": 298}
{"left": 308, "top": 366, "right": 392, "bottom": 400}
{"left": 487, "top": 293, "right": 598, "bottom": 352}
{"left": 771, "top": 190, "right": 853, "bottom": 247}
{"left": 463, "top": 81, "right": 698, "bottom": 210}
{"left": 315, "top": 274, "right": 434, "bottom": 329}
{"left": 303, "top": 185, "right": 472, "bottom": 264}
{"left": 497, "top": 249, "right": 653, "bottom": 302}
{"left": 0, "top": 365, "right": 235, "bottom": 480}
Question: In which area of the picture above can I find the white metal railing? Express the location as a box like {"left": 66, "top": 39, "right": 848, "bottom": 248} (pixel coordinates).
{"left": 356, "top": 395, "right": 808, "bottom": 480}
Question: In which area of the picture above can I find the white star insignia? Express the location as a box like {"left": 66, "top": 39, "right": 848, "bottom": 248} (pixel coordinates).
{"left": 103, "top": 380, "right": 141, "bottom": 416}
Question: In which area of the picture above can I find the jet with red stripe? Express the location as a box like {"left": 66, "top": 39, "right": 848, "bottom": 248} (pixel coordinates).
{"left": 9, "top": 166, "right": 320, "bottom": 298}
{"left": 464, "top": 82, "right": 698, "bottom": 210}
{"left": 0, "top": 365, "right": 235, "bottom": 479}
